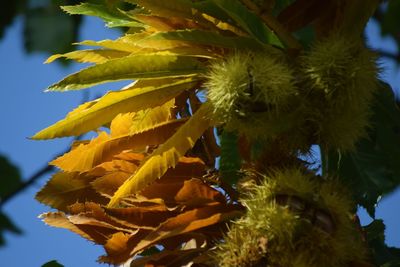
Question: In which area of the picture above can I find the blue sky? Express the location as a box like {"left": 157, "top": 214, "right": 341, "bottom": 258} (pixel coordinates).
{"left": 0, "top": 15, "right": 399, "bottom": 267}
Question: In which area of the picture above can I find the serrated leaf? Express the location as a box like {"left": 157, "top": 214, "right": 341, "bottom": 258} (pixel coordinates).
{"left": 138, "top": 29, "right": 264, "bottom": 50}
{"left": 36, "top": 172, "right": 107, "bottom": 211}
{"left": 128, "top": 99, "right": 176, "bottom": 135}
{"left": 40, "top": 212, "right": 94, "bottom": 241}
{"left": 62, "top": 3, "right": 143, "bottom": 28}
{"left": 77, "top": 37, "right": 153, "bottom": 53}
{"left": 33, "top": 78, "right": 197, "bottom": 139}
{"left": 211, "top": 0, "right": 281, "bottom": 46}
{"left": 46, "top": 53, "right": 205, "bottom": 91}
{"left": 45, "top": 49, "right": 130, "bottom": 64}
{"left": 108, "top": 104, "right": 213, "bottom": 207}
{"left": 130, "top": 203, "right": 242, "bottom": 255}
{"left": 50, "top": 119, "right": 186, "bottom": 173}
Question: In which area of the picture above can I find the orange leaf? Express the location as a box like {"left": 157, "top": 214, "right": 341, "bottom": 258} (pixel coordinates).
{"left": 35, "top": 172, "right": 107, "bottom": 211}
{"left": 51, "top": 119, "right": 186, "bottom": 172}
{"left": 108, "top": 103, "right": 213, "bottom": 207}
{"left": 131, "top": 203, "right": 243, "bottom": 255}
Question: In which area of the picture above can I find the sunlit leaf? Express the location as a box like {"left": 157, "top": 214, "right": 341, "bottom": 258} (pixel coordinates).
{"left": 33, "top": 78, "right": 197, "bottom": 139}
{"left": 46, "top": 53, "right": 205, "bottom": 91}
{"left": 40, "top": 212, "right": 94, "bottom": 241}
{"left": 130, "top": 203, "right": 242, "bottom": 255}
{"left": 35, "top": 172, "right": 107, "bottom": 211}
{"left": 137, "top": 29, "right": 265, "bottom": 50}
{"left": 62, "top": 3, "right": 143, "bottom": 28}
{"left": 128, "top": 99, "right": 176, "bottom": 135}
{"left": 50, "top": 119, "right": 186, "bottom": 173}
{"left": 108, "top": 103, "right": 214, "bottom": 207}
{"left": 45, "top": 49, "right": 130, "bottom": 64}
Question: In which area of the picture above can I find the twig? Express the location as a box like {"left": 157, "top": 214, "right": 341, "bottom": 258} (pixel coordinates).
{"left": 0, "top": 92, "right": 90, "bottom": 209}
{"left": 377, "top": 50, "right": 400, "bottom": 62}
{"left": 0, "top": 164, "right": 55, "bottom": 208}
{"left": 240, "top": 0, "right": 303, "bottom": 49}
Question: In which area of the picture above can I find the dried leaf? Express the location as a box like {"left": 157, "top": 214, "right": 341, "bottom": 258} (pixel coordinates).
{"left": 108, "top": 104, "right": 214, "bottom": 207}
{"left": 35, "top": 172, "right": 107, "bottom": 211}
{"left": 50, "top": 119, "right": 186, "bottom": 172}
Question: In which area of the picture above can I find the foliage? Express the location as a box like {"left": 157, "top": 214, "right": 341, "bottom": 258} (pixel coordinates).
{"left": 41, "top": 260, "right": 64, "bottom": 267}
{"left": 32, "top": 0, "right": 400, "bottom": 266}
{"left": 0, "top": 155, "right": 22, "bottom": 246}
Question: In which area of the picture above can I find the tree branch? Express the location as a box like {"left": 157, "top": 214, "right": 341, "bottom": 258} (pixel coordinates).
{"left": 0, "top": 164, "right": 55, "bottom": 208}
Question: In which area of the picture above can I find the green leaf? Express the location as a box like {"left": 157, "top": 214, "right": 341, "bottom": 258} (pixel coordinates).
{"left": 62, "top": 3, "right": 143, "bottom": 28}
{"left": 211, "top": 0, "right": 281, "bottom": 46}
{"left": 140, "top": 29, "right": 265, "bottom": 50}
{"left": 380, "top": 1, "right": 400, "bottom": 36}
{"left": 41, "top": 260, "right": 64, "bottom": 267}
{"left": 0, "top": 211, "right": 22, "bottom": 247}
{"left": 24, "top": 5, "right": 81, "bottom": 55}
{"left": 219, "top": 131, "right": 241, "bottom": 185}
{"left": 0, "top": 155, "right": 21, "bottom": 199}
{"left": 325, "top": 82, "right": 400, "bottom": 217}
{"left": 45, "top": 49, "right": 130, "bottom": 64}
{"left": 364, "top": 220, "right": 400, "bottom": 267}
{"left": 33, "top": 78, "right": 198, "bottom": 139}
{"left": 46, "top": 53, "right": 205, "bottom": 91}
{"left": 0, "top": 1, "right": 22, "bottom": 39}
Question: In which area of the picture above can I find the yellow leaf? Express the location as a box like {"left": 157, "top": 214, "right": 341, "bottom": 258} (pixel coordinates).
{"left": 40, "top": 212, "right": 95, "bottom": 242}
{"left": 45, "top": 49, "right": 130, "bottom": 64}
{"left": 109, "top": 113, "right": 136, "bottom": 137}
{"left": 108, "top": 103, "right": 213, "bottom": 207}
{"left": 46, "top": 53, "right": 204, "bottom": 91}
{"left": 77, "top": 33, "right": 152, "bottom": 52}
{"left": 50, "top": 119, "right": 187, "bottom": 173}
{"left": 35, "top": 172, "right": 107, "bottom": 211}
{"left": 32, "top": 78, "right": 198, "bottom": 139}
{"left": 128, "top": 99, "right": 175, "bottom": 135}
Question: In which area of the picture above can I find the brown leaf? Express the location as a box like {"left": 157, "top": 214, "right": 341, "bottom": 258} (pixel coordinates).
{"left": 51, "top": 119, "right": 186, "bottom": 173}
{"left": 99, "top": 230, "right": 150, "bottom": 264}
{"left": 105, "top": 205, "right": 178, "bottom": 229}
{"left": 130, "top": 248, "right": 208, "bottom": 267}
{"left": 131, "top": 203, "right": 243, "bottom": 255}
{"left": 35, "top": 172, "right": 107, "bottom": 212}
{"left": 40, "top": 212, "right": 94, "bottom": 242}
